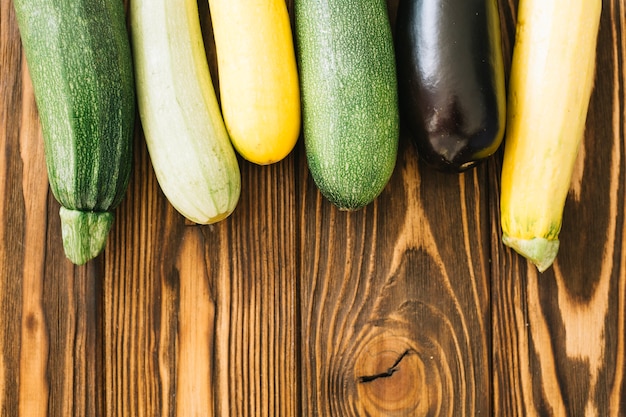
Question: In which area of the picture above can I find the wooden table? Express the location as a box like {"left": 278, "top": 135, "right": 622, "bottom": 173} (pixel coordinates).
{"left": 1, "top": 0, "right": 625, "bottom": 415}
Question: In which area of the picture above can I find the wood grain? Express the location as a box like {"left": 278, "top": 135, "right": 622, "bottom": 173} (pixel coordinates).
{"left": 0, "top": 0, "right": 624, "bottom": 416}
{"left": 298, "top": 140, "right": 492, "bottom": 415}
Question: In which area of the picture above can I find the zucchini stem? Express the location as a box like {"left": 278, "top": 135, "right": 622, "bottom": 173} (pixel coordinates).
{"left": 59, "top": 207, "right": 114, "bottom": 265}
{"left": 502, "top": 234, "right": 560, "bottom": 273}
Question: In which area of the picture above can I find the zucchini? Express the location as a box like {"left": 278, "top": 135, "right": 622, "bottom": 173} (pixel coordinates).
{"left": 500, "top": 0, "right": 602, "bottom": 272}
{"left": 395, "top": 0, "right": 506, "bottom": 172}
{"left": 130, "top": 0, "right": 241, "bottom": 224}
{"left": 208, "top": 0, "right": 301, "bottom": 165}
{"left": 295, "top": 0, "right": 399, "bottom": 210}
{"left": 13, "top": 0, "right": 135, "bottom": 265}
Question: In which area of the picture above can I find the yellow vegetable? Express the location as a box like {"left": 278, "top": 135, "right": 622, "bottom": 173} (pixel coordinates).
{"left": 500, "top": 0, "right": 602, "bottom": 272}
{"left": 208, "top": 0, "right": 301, "bottom": 165}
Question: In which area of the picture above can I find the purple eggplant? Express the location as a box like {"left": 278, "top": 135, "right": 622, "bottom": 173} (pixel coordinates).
{"left": 395, "top": 0, "right": 506, "bottom": 171}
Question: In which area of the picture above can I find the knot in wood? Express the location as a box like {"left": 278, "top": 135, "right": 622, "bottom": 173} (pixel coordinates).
{"left": 354, "top": 334, "right": 430, "bottom": 416}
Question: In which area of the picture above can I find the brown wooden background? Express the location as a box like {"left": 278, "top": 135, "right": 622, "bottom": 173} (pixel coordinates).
{"left": 1, "top": 0, "right": 625, "bottom": 415}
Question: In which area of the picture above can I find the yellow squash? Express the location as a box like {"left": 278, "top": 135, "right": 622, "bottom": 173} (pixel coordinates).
{"left": 208, "top": 0, "right": 301, "bottom": 165}
{"left": 500, "top": 0, "right": 602, "bottom": 272}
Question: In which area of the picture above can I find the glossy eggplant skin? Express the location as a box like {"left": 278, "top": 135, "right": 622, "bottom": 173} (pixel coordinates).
{"left": 395, "top": 0, "right": 506, "bottom": 172}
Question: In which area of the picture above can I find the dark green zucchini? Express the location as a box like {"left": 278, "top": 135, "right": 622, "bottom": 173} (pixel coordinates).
{"left": 13, "top": 0, "right": 135, "bottom": 264}
{"left": 395, "top": 0, "right": 506, "bottom": 171}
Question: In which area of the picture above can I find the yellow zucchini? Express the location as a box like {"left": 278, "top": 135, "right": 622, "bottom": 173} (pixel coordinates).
{"left": 500, "top": 0, "right": 602, "bottom": 272}
{"left": 208, "top": 0, "right": 301, "bottom": 165}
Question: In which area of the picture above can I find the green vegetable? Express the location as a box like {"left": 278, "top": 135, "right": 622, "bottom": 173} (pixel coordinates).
{"left": 130, "top": 0, "right": 241, "bottom": 224}
{"left": 13, "top": 0, "right": 135, "bottom": 265}
{"left": 294, "top": 0, "right": 399, "bottom": 210}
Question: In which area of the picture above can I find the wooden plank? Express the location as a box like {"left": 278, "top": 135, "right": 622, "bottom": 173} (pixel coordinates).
{"left": 297, "top": 135, "right": 493, "bottom": 415}
{"left": 491, "top": 0, "right": 626, "bottom": 415}
{"left": 1, "top": 5, "right": 106, "bottom": 417}
{"left": 296, "top": 1, "right": 491, "bottom": 415}
{"left": 1, "top": 5, "right": 30, "bottom": 409}
{"left": 100, "top": 8, "right": 300, "bottom": 417}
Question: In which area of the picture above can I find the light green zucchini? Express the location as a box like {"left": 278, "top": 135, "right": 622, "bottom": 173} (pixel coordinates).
{"left": 130, "top": 0, "right": 241, "bottom": 224}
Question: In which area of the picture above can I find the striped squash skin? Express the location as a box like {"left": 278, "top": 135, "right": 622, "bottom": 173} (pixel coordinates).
{"left": 14, "top": 0, "right": 135, "bottom": 264}
{"left": 14, "top": 0, "right": 135, "bottom": 212}
{"left": 130, "top": 0, "right": 241, "bottom": 224}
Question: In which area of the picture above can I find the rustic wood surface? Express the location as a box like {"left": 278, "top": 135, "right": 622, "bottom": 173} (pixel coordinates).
{"left": 1, "top": 0, "right": 625, "bottom": 415}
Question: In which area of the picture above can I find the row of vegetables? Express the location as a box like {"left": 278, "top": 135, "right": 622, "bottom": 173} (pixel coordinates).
{"left": 12, "top": 0, "right": 602, "bottom": 271}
